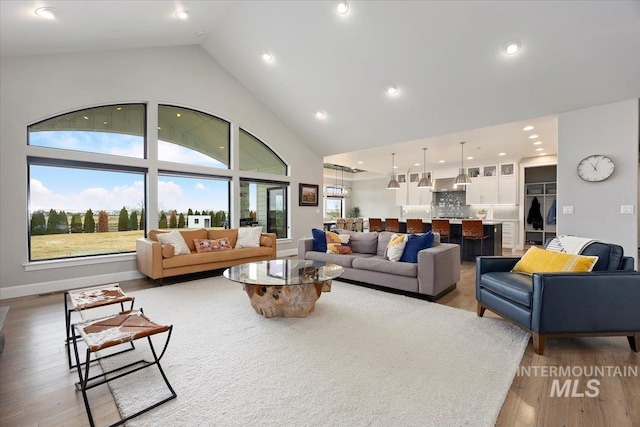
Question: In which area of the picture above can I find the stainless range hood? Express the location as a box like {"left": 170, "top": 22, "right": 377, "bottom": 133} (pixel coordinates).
{"left": 432, "top": 177, "right": 465, "bottom": 192}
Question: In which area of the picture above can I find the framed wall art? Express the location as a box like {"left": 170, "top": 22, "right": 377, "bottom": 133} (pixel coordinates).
{"left": 299, "top": 183, "right": 319, "bottom": 206}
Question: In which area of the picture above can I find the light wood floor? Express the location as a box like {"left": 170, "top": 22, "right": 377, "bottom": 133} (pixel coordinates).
{"left": 1, "top": 260, "right": 638, "bottom": 426}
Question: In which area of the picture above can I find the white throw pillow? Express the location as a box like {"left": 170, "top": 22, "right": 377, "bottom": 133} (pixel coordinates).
{"left": 383, "top": 233, "right": 408, "bottom": 262}
{"left": 236, "top": 226, "right": 263, "bottom": 248}
{"left": 156, "top": 230, "right": 191, "bottom": 255}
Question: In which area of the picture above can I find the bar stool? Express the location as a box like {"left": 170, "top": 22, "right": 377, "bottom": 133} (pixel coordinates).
{"left": 65, "top": 283, "right": 135, "bottom": 369}
{"left": 406, "top": 219, "right": 424, "bottom": 234}
{"left": 355, "top": 217, "right": 363, "bottom": 232}
{"left": 431, "top": 219, "right": 451, "bottom": 243}
{"left": 385, "top": 218, "right": 400, "bottom": 233}
{"left": 368, "top": 218, "right": 383, "bottom": 232}
{"left": 72, "top": 309, "right": 176, "bottom": 427}
{"left": 461, "top": 219, "right": 490, "bottom": 261}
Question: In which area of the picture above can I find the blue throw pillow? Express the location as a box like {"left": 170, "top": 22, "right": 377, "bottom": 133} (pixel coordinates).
{"left": 400, "top": 232, "right": 435, "bottom": 263}
{"left": 311, "top": 228, "right": 327, "bottom": 252}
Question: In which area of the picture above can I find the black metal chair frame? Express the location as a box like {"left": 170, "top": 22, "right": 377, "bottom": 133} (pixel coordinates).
{"left": 71, "top": 310, "right": 176, "bottom": 427}
{"left": 64, "top": 286, "right": 135, "bottom": 369}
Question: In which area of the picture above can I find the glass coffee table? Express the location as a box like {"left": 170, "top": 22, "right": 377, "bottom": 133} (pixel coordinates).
{"left": 223, "top": 259, "right": 343, "bottom": 318}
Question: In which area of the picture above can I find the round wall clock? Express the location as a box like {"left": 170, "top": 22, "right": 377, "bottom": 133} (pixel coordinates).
{"left": 576, "top": 154, "right": 615, "bottom": 182}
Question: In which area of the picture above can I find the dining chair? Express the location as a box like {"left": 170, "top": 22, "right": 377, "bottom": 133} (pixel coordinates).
{"left": 406, "top": 219, "right": 424, "bottom": 234}
{"left": 336, "top": 218, "right": 346, "bottom": 230}
{"left": 431, "top": 219, "right": 451, "bottom": 243}
{"left": 461, "top": 219, "right": 489, "bottom": 261}
{"left": 385, "top": 218, "right": 400, "bottom": 233}
{"left": 355, "top": 218, "right": 363, "bottom": 232}
{"left": 368, "top": 218, "right": 383, "bottom": 232}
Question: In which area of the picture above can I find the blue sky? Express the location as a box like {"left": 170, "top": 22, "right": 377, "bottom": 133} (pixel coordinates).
{"left": 29, "top": 131, "right": 230, "bottom": 214}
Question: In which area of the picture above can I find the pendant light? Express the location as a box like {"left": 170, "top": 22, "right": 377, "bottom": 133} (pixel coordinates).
{"left": 454, "top": 141, "right": 472, "bottom": 186}
{"left": 387, "top": 153, "right": 400, "bottom": 189}
{"left": 341, "top": 169, "right": 352, "bottom": 198}
{"left": 417, "top": 148, "right": 432, "bottom": 188}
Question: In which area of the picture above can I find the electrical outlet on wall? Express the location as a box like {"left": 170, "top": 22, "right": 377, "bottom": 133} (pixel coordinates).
{"left": 620, "top": 205, "right": 634, "bottom": 214}
{"left": 562, "top": 206, "right": 574, "bottom": 215}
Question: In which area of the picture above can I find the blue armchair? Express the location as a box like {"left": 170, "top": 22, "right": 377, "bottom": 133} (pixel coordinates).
{"left": 476, "top": 241, "right": 640, "bottom": 355}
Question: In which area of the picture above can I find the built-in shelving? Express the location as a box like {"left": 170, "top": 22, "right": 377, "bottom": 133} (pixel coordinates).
{"left": 524, "top": 181, "right": 557, "bottom": 245}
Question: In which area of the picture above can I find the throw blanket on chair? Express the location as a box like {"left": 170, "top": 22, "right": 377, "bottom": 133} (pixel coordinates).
{"left": 546, "top": 235, "right": 600, "bottom": 254}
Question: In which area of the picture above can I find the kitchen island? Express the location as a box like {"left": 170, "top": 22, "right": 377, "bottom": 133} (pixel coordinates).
{"left": 384, "top": 218, "right": 503, "bottom": 260}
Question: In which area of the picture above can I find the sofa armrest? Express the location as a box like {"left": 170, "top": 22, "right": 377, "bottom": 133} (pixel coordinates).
{"left": 531, "top": 271, "right": 640, "bottom": 333}
{"left": 260, "top": 233, "right": 278, "bottom": 259}
{"left": 417, "top": 243, "right": 460, "bottom": 296}
{"left": 298, "top": 238, "right": 314, "bottom": 259}
{"left": 136, "top": 238, "right": 164, "bottom": 280}
{"left": 475, "top": 256, "right": 521, "bottom": 300}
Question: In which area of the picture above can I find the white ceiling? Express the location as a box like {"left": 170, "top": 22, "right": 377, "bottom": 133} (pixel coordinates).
{"left": 2, "top": 1, "right": 639, "bottom": 174}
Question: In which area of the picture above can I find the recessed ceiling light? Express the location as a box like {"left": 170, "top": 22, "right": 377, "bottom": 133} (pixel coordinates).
{"left": 336, "top": 1, "right": 349, "bottom": 14}
{"left": 175, "top": 10, "right": 189, "bottom": 20}
{"left": 103, "top": 121, "right": 107, "bottom": 125}
{"left": 539, "top": 152, "right": 546, "bottom": 156}
{"left": 176, "top": 113, "right": 181, "bottom": 118}
{"left": 414, "top": 163, "right": 420, "bottom": 166}
{"left": 523, "top": 125, "right": 534, "bottom": 131}
{"left": 528, "top": 134, "right": 539, "bottom": 139}
{"left": 357, "top": 161, "right": 363, "bottom": 164}
{"left": 438, "top": 160, "right": 445, "bottom": 163}
{"left": 498, "top": 152, "right": 506, "bottom": 156}
{"left": 220, "top": 146, "right": 225, "bottom": 149}
{"left": 535, "top": 148, "right": 544, "bottom": 152}
{"left": 315, "top": 111, "right": 326, "bottom": 120}
{"left": 503, "top": 41, "right": 521, "bottom": 55}
{"left": 35, "top": 7, "right": 56, "bottom": 19}
{"left": 386, "top": 85, "right": 399, "bottom": 96}
{"left": 466, "top": 156, "right": 474, "bottom": 160}
{"left": 83, "top": 116, "right": 89, "bottom": 120}
{"left": 533, "top": 141, "right": 542, "bottom": 145}
{"left": 116, "top": 107, "right": 122, "bottom": 111}
{"left": 157, "top": 127, "right": 161, "bottom": 130}
{"left": 262, "top": 52, "right": 274, "bottom": 63}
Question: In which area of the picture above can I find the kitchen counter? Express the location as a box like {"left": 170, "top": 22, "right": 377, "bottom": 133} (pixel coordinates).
{"left": 385, "top": 219, "right": 503, "bottom": 259}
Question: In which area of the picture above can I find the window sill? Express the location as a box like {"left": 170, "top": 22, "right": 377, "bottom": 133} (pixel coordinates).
{"left": 24, "top": 253, "right": 136, "bottom": 271}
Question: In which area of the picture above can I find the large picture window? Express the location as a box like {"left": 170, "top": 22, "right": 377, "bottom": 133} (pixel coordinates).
{"left": 25, "top": 103, "right": 289, "bottom": 263}
{"left": 157, "top": 174, "right": 230, "bottom": 229}
{"left": 28, "top": 162, "right": 145, "bottom": 261}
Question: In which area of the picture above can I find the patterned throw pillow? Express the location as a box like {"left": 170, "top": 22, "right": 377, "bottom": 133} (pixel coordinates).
{"left": 156, "top": 230, "right": 191, "bottom": 255}
{"left": 236, "top": 226, "right": 263, "bottom": 248}
{"left": 511, "top": 246, "right": 598, "bottom": 275}
{"left": 383, "top": 233, "right": 408, "bottom": 262}
{"left": 326, "top": 230, "right": 353, "bottom": 254}
{"left": 193, "top": 238, "right": 233, "bottom": 253}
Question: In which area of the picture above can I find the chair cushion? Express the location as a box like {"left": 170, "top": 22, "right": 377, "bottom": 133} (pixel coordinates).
{"left": 580, "top": 242, "right": 624, "bottom": 271}
{"left": 480, "top": 272, "right": 533, "bottom": 308}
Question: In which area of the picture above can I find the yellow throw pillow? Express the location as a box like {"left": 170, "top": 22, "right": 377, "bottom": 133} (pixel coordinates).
{"left": 384, "top": 233, "right": 408, "bottom": 262}
{"left": 511, "top": 246, "right": 598, "bottom": 275}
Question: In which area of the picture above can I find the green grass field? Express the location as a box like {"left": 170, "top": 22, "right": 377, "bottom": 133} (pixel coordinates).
{"left": 30, "top": 230, "right": 144, "bottom": 260}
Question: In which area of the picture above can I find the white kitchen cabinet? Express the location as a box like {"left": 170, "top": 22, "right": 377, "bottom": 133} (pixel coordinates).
{"left": 395, "top": 182, "right": 408, "bottom": 206}
{"left": 466, "top": 174, "right": 498, "bottom": 204}
{"left": 502, "top": 221, "right": 519, "bottom": 251}
{"left": 498, "top": 175, "right": 517, "bottom": 204}
{"left": 466, "top": 162, "right": 518, "bottom": 205}
{"left": 466, "top": 176, "right": 483, "bottom": 204}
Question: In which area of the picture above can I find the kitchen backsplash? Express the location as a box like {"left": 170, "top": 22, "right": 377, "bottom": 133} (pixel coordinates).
{"left": 401, "top": 194, "right": 520, "bottom": 220}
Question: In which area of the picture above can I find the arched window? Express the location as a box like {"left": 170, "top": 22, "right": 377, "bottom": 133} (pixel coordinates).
{"left": 239, "top": 129, "right": 287, "bottom": 175}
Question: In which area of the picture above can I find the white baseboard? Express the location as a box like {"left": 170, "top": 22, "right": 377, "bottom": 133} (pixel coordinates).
{"left": 0, "top": 270, "right": 145, "bottom": 300}
{"left": 277, "top": 248, "right": 298, "bottom": 258}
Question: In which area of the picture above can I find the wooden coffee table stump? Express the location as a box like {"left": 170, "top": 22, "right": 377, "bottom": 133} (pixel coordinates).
{"left": 243, "top": 281, "right": 331, "bottom": 318}
{"left": 224, "top": 260, "right": 343, "bottom": 318}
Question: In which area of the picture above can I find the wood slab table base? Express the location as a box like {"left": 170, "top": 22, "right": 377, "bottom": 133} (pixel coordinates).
{"left": 243, "top": 281, "right": 332, "bottom": 318}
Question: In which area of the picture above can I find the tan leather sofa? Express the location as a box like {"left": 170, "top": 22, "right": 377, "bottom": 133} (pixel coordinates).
{"left": 136, "top": 228, "right": 277, "bottom": 280}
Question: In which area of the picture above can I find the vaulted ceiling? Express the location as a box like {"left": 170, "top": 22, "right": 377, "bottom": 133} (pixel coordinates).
{"left": 2, "top": 1, "right": 639, "bottom": 174}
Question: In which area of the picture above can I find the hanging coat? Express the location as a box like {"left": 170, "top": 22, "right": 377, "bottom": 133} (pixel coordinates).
{"left": 547, "top": 198, "right": 557, "bottom": 225}
{"left": 527, "top": 197, "right": 544, "bottom": 230}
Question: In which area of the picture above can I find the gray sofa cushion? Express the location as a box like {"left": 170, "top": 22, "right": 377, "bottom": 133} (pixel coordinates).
{"left": 339, "top": 231, "right": 379, "bottom": 254}
{"left": 305, "top": 251, "right": 373, "bottom": 268}
{"left": 352, "top": 255, "right": 417, "bottom": 278}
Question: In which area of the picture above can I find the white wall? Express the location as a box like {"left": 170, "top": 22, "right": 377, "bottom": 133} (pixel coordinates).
{"left": 0, "top": 46, "right": 323, "bottom": 298}
{"left": 557, "top": 99, "right": 639, "bottom": 266}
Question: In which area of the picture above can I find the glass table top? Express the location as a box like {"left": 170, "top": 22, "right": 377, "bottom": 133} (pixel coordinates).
{"left": 223, "top": 259, "right": 343, "bottom": 286}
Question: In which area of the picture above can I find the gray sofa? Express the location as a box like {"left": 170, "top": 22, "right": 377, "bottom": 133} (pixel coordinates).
{"left": 298, "top": 231, "right": 460, "bottom": 300}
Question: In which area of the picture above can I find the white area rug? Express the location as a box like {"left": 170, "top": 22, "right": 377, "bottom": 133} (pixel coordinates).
{"left": 102, "top": 277, "right": 529, "bottom": 426}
